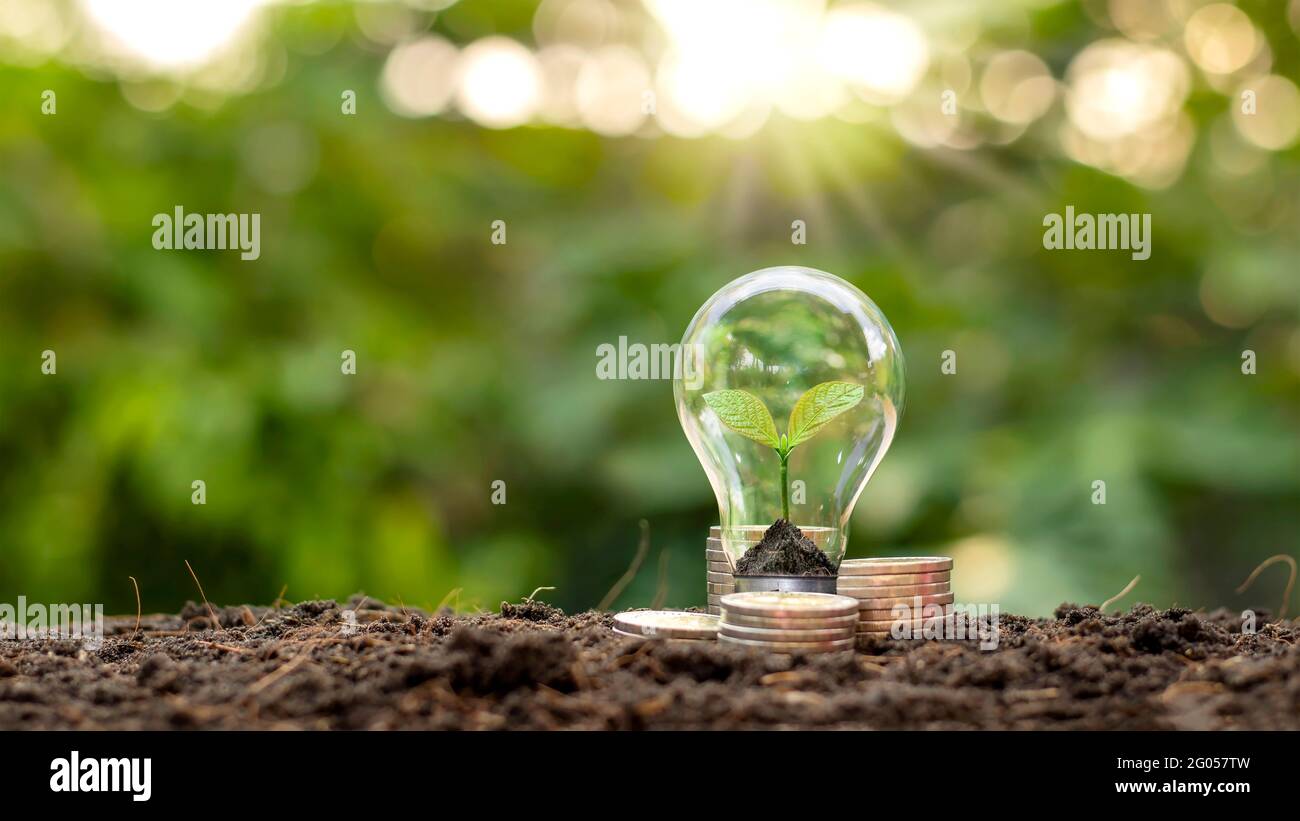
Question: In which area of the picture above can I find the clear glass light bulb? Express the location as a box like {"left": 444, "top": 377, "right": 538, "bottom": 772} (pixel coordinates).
{"left": 674, "top": 266, "right": 905, "bottom": 571}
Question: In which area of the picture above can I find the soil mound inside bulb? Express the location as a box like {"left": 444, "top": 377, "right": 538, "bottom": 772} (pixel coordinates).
{"left": 735, "top": 519, "right": 835, "bottom": 576}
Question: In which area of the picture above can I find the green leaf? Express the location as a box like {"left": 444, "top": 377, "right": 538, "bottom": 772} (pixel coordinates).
{"left": 787, "top": 381, "right": 864, "bottom": 448}
{"left": 703, "top": 390, "right": 780, "bottom": 449}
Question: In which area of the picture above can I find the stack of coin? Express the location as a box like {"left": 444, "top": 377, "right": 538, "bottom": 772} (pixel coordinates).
{"left": 837, "top": 557, "right": 955, "bottom": 643}
{"left": 717, "top": 591, "right": 858, "bottom": 654}
{"left": 705, "top": 526, "right": 746, "bottom": 614}
{"left": 613, "top": 611, "right": 719, "bottom": 642}
{"left": 706, "top": 525, "right": 835, "bottom": 613}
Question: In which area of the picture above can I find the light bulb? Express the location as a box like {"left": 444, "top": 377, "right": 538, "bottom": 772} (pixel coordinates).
{"left": 674, "top": 266, "right": 905, "bottom": 584}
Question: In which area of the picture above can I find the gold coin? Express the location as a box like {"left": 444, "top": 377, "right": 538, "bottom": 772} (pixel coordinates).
{"left": 858, "top": 624, "right": 955, "bottom": 638}
{"left": 612, "top": 627, "right": 712, "bottom": 642}
{"left": 854, "top": 635, "right": 929, "bottom": 645}
{"left": 833, "top": 570, "right": 950, "bottom": 587}
{"left": 839, "top": 557, "right": 953, "bottom": 575}
{"left": 719, "top": 591, "right": 859, "bottom": 618}
{"left": 837, "top": 581, "right": 950, "bottom": 597}
{"left": 855, "top": 629, "right": 944, "bottom": 640}
{"left": 719, "top": 622, "right": 855, "bottom": 642}
{"left": 614, "top": 611, "right": 720, "bottom": 640}
{"left": 721, "top": 611, "right": 860, "bottom": 630}
{"left": 851, "top": 592, "right": 955, "bottom": 609}
{"left": 858, "top": 603, "right": 954, "bottom": 621}
{"left": 718, "top": 634, "right": 854, "bottom": 653}
{"left": 857, "top": 614, "right": 955, "bottom": 630}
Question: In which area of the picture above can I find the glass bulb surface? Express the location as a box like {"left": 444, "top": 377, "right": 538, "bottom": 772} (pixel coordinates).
{"left": 674, "top": 266, "right": 905, "bottom": 569}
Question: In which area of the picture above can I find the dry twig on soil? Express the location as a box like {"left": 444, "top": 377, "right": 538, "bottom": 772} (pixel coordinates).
{"left": 1236, "top": 554, "right": 1297, "bottom": 620}
{"left": 435, "top": 587, "right": 462, "bottom": 612}
{"left": 526, "top": 586, "right": 555, "bottom": 602}
{"left": 184, "top": 560, "right": 221, "bottom": 632}
{"left": 598, "top": 519, "right": 650, "bottom": 611}
{"left": 651, "top": 548, "right": 670, "bottom": 610}
{"left": 1100, "top": 575, "right": 1141, "bottom": 614}
{"left": 127, "top": 576, "right": 141, "bottom": 637}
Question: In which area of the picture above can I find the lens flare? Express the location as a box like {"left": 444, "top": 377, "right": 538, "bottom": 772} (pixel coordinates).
{"left": 81, "top": 0, "right": 264, "bottom": 71}
{"left": 817, "top": 3, "right": 929, "bottom": 105}
{"left": 455, "top": 37, "right": 542, "bottom": 129}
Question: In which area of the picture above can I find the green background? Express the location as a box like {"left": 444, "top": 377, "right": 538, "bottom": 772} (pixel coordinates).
{"left": 1, "top": 0, "right": 1297, "bottom": 618}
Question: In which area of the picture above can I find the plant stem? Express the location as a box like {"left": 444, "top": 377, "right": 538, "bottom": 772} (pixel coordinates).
{"left": 779, "top": 451, "right": 790, "bottom": 522}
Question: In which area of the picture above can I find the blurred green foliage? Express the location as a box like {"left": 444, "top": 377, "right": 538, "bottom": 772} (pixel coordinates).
{"left": 0, "top": 1, "right": 1297, "bottom": 617}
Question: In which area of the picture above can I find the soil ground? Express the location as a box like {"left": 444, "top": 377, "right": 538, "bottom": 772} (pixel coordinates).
{"left": 736, "top": 518, "right": 835, "bottom": 576}
{"left": 1, "top": 597, "right": 1296, "bottom": 729}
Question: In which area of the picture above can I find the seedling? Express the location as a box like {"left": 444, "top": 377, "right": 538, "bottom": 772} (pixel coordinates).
{"left": 703, "top": 381, "right": 864, "bottom": 521}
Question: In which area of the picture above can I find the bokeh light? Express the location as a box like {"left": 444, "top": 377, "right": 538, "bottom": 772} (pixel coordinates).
{"left": 0, "top": 0, "right": 72, "bottom": 62}
{"left": 1232, "top": 75, "right": 1300, "bottom": 151}
{"left": 575, "top": 45, "right": 650, "bottom": 136}
{"left": 890, "top": 90, "right": 959, "bottom": 149}
{"left": 454, "top": 36, "right": 543, "bottom": 129}
{"left": 653, "top": 46, "right": 750, "bottom": 135}
{"left": 381, "top": 36, "right": 459, "bottom": 119}
{"left": 980, "top": 50, "right": 1055, "bottom": 126}
{"left": 1184, "top": 3, "right": 1259, "bottom": 76}
{"left": 534, "top": 0, "right": 622, "bottom": 48}
{"left": 355, "top": 1, "right": 419, "bottom": 46}
{"left": 817, "top": 3, "right": 929, "bottom": 105}
{"left": 646, "top": 0, "right": 823, "bottom": 133}
{"left": 1208, "top": 114, "right": 1269, "bottom": 176}
{"left": 1065, "top": 40, "right": 1188, "bottom": 141}
{"left": 1061, "top": 39, "right": 1194, "bottom": 188}
{"left": 81, "top": 0, "right": 266, "bottom": 71}
{"left": 1108, "top": 0, "right": 1175, "bottom": 42}
{"left": 536, "top": 44, "right": 587, "bottom": 126}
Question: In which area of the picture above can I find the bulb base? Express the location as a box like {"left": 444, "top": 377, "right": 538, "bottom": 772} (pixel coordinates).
{"left": 733, "top": 574, "right": 838, "bottom": 595}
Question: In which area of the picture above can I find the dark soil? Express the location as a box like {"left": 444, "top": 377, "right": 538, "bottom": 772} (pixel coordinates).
{"left": 1, "top": 596, "right": 1297, "bottom": 729}
{"left": 735, "top": 519, "right": 835, "bottom": 576}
